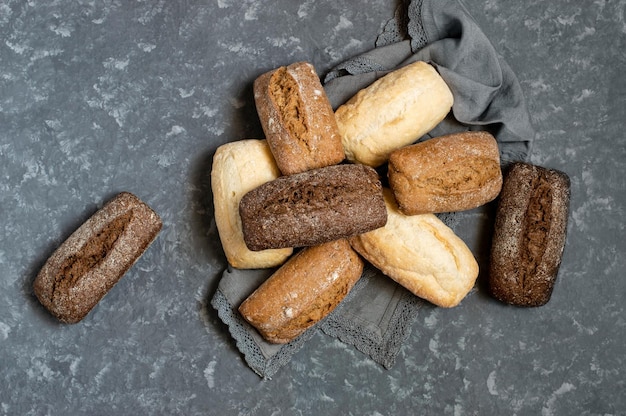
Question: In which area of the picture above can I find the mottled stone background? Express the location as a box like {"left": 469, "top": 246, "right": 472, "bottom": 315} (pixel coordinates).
{"left": 1, "top": 0, "right": 624, "bottom": 414}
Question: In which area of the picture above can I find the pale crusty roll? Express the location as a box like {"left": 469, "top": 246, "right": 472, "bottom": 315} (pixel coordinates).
{"left": 254, "top": 61, "right": 345, "bottom": 175}
{"left": 349, "top": 189, "right": 478, "bottom": 308}
{"left": 211, "top": 139, "right": 293, "bottom": 269}
{"left": 239, "top": 239, "right": 364, "bottom": 344}
{"left": 33, "top": 192, "right": 162, "bottom": 323}
{"left": 335, "top": 61, "right": 453, "bottom": 167}
{"left": 388, "top": 131, "right": 503, "bottom": 215}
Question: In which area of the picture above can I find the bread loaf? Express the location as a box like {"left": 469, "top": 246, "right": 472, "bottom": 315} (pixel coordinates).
{"left": 239, "top": 164, "right": 387, "bottom": 251}
{"left": 335, "top": 61, "right": 453, "bottom": 167}
{"left": 388, "top": 131, "right": 502, "bottom": 214}
{"left": 489, "top": 162, "right": 570, "bottom": 306}
{"left": 349, "top": 189, "right": 478, "bottom": 308}
{"left": 33, "top": 192, "right": 162, "bottom": 323}
{"left": 239, "top": 239, "right": 363, "bottom": 344}
{"left": 254, "top": 61, "right": 345, "bottom": 175}
{"left": 211, "top": 139, "right": 293, "bottom": 268}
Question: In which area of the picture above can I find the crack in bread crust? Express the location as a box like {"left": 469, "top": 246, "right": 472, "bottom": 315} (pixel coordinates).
{"left": 519, "top": 171, "right": 553, "bottom": 292}
{"left": 52, "top": 210, "right": 134, "bottom": 300}
{"left": 269, "top": 67, "right": 310, "bottom": 152}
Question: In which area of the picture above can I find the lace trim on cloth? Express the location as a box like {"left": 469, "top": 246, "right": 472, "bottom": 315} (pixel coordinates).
{"left": 407, "top": 0, "right": 428, "bottom": 51}
{"left": 320, "top": 266, "right": 423, "bottom": 369}
{"left": 210, "top": 263, "right": 376, "bottom": 379}
{"left": 325, "top": 2, "right": 414, "bottom": 84}
{"left": 211, "top": 288, "right": 317, "bottom": 380}
{"left": 323, "top": 56, "right": 388, "bottom": 84}
{"left": 375, "top": 1, "right": 410, "bottom": 48}
{"left": 325, "top": 0, "right": 429, "bottom": 84}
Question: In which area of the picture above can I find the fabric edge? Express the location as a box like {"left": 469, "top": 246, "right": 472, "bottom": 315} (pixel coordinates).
{"left": 211, "top": 288, "right": 269, "bottom": 378}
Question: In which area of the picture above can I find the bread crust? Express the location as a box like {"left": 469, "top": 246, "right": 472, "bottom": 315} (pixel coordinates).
{"left": 238, "top": 239, "right": 363, "bottom": 344}
{"left": 388, "top": 131, "right": 502, "bottom": 214}
{"left": 254, "top": 61, "right": 345, "bottom": 175}
{"left": 33, "top": 192, "right": 162, "bottom": 323}
{"left": 239, "top": 164, "right": 387, "bottom": 251}
{"left": 211, "top": 139, "right": 293, "bottom": 268}
{"left": 489, "top": 162, "right": 570, "bottom": 306}
{"left": 349, "top": 189, "right": 478, "bottom": 308}
{"left": 335, "top": 61, "right": 453, "bottom": 167}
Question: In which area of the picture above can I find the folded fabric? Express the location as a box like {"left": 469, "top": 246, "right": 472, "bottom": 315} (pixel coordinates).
{"left": 211, "top": 0, "right": 535, "bottom": 379}
{"left": 211, "top": 263, "right": 420, "bottom": 379}
{"left": 211, "top": 266, "right": 319, "bottom": 379}
{"left": 318, "top": 264, "right": 423, "bottom": 370}
{"left": 325, "top": 0, "right": 535, "bottom": 163}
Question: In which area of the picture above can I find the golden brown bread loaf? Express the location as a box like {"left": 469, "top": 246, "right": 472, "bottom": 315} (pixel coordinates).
{"left": 239, "top": 164, "right": 387, "bottom": 251}
{"left": 238, "top": 239, "right": 364, "bottom": 344}
{"left": 335, "top": 61, "right": 453, "bottom": 167}
{"left": 349, "top": 189, "right": 479, "bottom": 308}
{"left": 388, "top": 131, "right": 503, "bottom": 214}
{"left": 489, "top": 162, "right": 570, "bottom": 307}
{"left": 211, "top": 139, "right": 293, "bottom": 269}
{"left": 254, "top": 61, "right": 345, "bottom": 175}
{"left": 33, "top": 192, "right": 162, "bottom": 323}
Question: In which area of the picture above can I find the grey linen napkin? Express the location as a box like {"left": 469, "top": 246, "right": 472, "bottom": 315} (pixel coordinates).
{"left": 211, "top": 0, "right": 535, "bottom": 379}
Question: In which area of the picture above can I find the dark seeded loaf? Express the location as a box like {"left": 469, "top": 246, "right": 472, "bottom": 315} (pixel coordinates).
{"left": 489, "top": 162, "right": 570, "bottom": 306}
{"left": 239, "top": 164, "right": 387, "bottom": 251}
{"left": 33, "top": 192, "right": 162, "bottom": 323}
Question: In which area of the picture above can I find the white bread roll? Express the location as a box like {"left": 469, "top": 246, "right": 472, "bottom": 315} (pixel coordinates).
{"left": 335, "top": 61, "right": 453, "bottom": 167}
{"left": 211, "top": 139, "right": 293, "bottom": 268}
{"left": 349, "top": 189, "right": 478, "bottom": 307}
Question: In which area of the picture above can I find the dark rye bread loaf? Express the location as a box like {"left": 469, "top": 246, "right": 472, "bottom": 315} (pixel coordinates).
{"left": 489, "top": 162, "right": 570, "bottom": 306}
{"left": 33, "top": 192, "right": 162, "bottom": 323}
{"left": 239, "top": 164, "right": 387, "bottom": 251}
{"left": 239, "top": 239, "right": 364, "bottom": 344}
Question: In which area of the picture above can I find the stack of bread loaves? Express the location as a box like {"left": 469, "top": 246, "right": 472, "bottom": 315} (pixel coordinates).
{"left": 32, "top": 60, "right": 568, "bottom": 327}
{"left": 211, "top": 60, "right": 570, "bottom": 344}
{"left": 212, "top": 62, "right": 385, "bottom": 344}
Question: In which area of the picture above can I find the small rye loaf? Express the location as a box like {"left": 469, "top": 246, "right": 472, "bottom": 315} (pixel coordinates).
{"left": 239, "top": 164, "right": 387, "bottom": 251}
{"left": 489, "top": 162, "right": 570, "bottom": 307}
{"left": 33, "top": 192, "right": 162, "bottom": 323}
